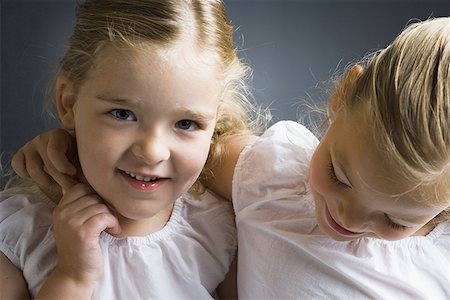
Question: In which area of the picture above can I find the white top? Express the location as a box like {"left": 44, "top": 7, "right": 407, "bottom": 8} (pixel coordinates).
{"left": 233, "top": 121, "right": 450, "bottom": 300}
{"left": 0, "top": 185, "right": 236, "bottom": 299}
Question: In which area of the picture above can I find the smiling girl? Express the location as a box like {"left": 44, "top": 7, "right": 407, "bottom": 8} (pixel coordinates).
{"left": 0, "top": 0, "right": 267, "bottom": 299}
{"left": 10, "top": 13, "right": 450, "bottom": 300}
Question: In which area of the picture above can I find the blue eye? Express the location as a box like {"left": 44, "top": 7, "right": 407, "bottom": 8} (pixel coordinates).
{"left": 110, "top": 109, "right": 136, "bottom": 121}
{"left": 176, "top": 120, "right": 198, "bottom": 131}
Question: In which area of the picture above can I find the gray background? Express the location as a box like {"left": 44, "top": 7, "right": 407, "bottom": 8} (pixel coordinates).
{"left": 1, "top": 0, "right": 449, "bottom": 163}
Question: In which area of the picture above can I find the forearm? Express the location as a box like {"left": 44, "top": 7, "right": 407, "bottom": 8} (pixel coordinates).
{"left": 0, "top": 252, "right": 31, "bottom": 299}
{"left": 36, "top": 267, "right": 96, "bottom": 300}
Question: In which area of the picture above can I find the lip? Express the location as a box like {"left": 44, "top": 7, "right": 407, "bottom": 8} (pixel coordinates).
{"left": 325, "top": 204, "right": 364, "bottom": 237}
{"left": 119, "top": 170, "right": 166, "bottom": 192}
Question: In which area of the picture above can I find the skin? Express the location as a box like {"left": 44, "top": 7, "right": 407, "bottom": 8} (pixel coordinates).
{"left": 10, "top": 66, "right": 450, "bottom": 296}
{"left": 4, "top": 43, "right": 223, "bottom": 299}
{"left": 13, "top": 65, "right": 448, "bottom": 244}
{"left": 209, "top": 67, "right": 448, "bottom": 242}
{"left": 57, "top": 45, "right": 221, "bottom": 237}
{"left": 309, "top": 107, "right": 445, "bottom": 242}
{"left": 308, "top": 66, "right": 448, "bottom": 242}
{"left": 0, "top": 253, "right": 30, "bottom": 299}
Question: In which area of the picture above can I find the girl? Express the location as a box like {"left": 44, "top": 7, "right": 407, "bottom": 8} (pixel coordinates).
{"left": 0, "top": 0, "right": 267, "bottom": 299}
{"left": 12, "top": 17, "right": 450, "bottom": 299}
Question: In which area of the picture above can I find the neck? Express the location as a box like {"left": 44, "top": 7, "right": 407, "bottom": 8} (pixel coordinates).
{"left": 112, "top": 203, "right": 174, "bottom": 238}
{"left": 413, "top": 222, "right": 436, "bottom": 236}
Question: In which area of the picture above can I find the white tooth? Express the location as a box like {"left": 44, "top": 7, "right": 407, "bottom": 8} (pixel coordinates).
{"left": 130, "top": 173, "right": 136, "bottom": 178}
{"left": 125, "top": 171, "right": 130, "bottom": 175}
{"left": 135, "top": 175, "right": 144, "bottom": 180}
{"left": 143, "top": 177, "right": 151, "bottom": 182}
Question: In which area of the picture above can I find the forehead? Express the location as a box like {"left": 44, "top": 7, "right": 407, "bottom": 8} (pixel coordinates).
{"left": 93, "top": 41, "right": 221, "bottom": 77}
{"left": 333, "top": 109, "right": 395, "bottom": 187}
{"left": 83, "top": 43, "right": 223, "bottom": 102}
{"left": 332, "top": 109, "right": 448, "bottom": 214}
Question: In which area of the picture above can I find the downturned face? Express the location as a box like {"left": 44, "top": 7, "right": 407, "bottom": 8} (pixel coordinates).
{"left": 309, "top": 109, "right": 447, "bottom": 241}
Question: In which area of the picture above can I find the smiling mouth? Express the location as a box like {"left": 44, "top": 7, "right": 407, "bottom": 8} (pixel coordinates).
{"left": 124, "top": 171, "right": 160, "bottom": 182}
{"left": 119, "top": 170, "right": 167, "bottom": 192}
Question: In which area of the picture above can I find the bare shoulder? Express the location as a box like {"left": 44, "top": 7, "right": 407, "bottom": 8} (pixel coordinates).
{"left": 0, "top": 252, "right": 30, "bottom": 299}
{"left": 205, "top": 134, "right": 257, "bottom": 201}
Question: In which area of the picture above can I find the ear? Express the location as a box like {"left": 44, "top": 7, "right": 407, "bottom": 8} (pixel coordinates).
{"left": 55, "top": 75, "right": 77, "bottom": 130}
{"left": 330, "top": 64, "right": 363, "bottom": 115}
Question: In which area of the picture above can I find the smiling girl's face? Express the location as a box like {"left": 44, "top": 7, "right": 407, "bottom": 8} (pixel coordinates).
{"left": 309, "top": 107, "right": 447, "bottom": 241}
{"left": 56, "top": 44, "right": 222, "bottom": 235}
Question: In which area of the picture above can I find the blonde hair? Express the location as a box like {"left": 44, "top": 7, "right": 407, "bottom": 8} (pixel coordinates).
{"left": 334, "top": 17, "right": 450, "bottom": 221}
{"left": 57, "top": 0, "right": 269, "bottom": 195}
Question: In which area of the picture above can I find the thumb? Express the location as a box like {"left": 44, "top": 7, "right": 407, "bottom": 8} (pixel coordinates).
{"left": 105, "top": 221, "right": 122, "bottom": 236}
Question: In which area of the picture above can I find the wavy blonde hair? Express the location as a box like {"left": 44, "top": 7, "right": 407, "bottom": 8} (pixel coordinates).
{"left": 335, "top": 17, "right": 450, "bottom": 221}
{"left": 57, "top": 0, "right": 269, "bottom": 195}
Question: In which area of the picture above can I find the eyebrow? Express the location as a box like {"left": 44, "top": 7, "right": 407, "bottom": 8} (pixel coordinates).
{"left": 96, "top": 95, "right": 216, "bottom": 121}
{"left": 96, "top": 95, "right": 141, "bottom": 106}
{"left": 176, "top": 108, "right": 216, "bottom": 121}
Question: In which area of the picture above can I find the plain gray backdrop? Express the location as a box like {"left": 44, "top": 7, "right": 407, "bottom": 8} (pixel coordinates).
{"left": 1, "top": 0, "right": 449, "bottom": 166}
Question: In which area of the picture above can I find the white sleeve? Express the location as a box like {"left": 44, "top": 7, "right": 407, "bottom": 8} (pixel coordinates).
{"left": 232, "top": 121, "right": 319, "bottom": 213}
{"left": 182, "top": 191, "right": 237, "bottom": 289}
{"left": 0, "top": 186, "right": 55, "bottom": 269}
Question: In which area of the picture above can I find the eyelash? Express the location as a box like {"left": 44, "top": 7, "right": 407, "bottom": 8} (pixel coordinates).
{"left": 384, "top": 214, "right": 407, "bottom": 230}
{"left": 175, "top": 119, "right": 199, "bottom": 131}
{"left": 328, "top": 159, "right": 408, "bottom": 231}
{"left": 110, "top": 109, "right": 136, "bottom": 121}
{"left": 327, "top": 161, "right": 349, "bottom": 188}
{"left": 108, "top": 110, "right": 201, "bottom": 131}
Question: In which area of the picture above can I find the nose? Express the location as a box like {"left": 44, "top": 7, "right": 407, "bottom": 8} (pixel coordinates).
{"left": 131, "top": 131, "right": 170, "bottom": 164}
{"left": 336, "top": 198, "right": 369, "bottom": 232}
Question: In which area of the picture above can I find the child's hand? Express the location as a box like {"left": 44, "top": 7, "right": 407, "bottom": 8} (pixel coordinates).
{"left": 52, "top": 177, "right": 121, "bottom": 285}
{"left": 11, "top": 129, "right": 78, "bottom": 187}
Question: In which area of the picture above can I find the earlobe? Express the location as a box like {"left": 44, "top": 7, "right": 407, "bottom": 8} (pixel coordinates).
{"left": 329, "top": 64, "right": 363, "bottom": 115}
{"left": 55, "top": 76, "right": 77, "bottom": 129}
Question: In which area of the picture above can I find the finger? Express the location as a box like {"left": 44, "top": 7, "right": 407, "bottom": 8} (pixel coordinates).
{"left": 57, "top": 195, "right": 106, "bottom": 217}
{"left": 57, "top": 183, "right": 96, "bottom": 206}
{"left": 11, "top": 141, "right": 57, "bottom": 186}
{"left": 85, "top": 212, "right": 121, "bottom": 236}
{"left": 11, "top": 150, "right": 30, "bottom": 178}
{"left": 56, "top": 202, "right": 120, "bottom": 235}
{"left": 18, "top": 149, "right": 58, "bottom": 187}
{"left": 44, "top": 164, "right": 79, "bottom": 192}
{"left": 55, "top": 202, "right": 111, "bottom": 231}
{"left": 47, "top": 129, "right": 77, "bottom": 176}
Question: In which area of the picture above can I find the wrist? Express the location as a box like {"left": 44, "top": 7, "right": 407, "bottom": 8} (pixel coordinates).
{"left": 36, "top": 267, "right": 98, "bottom": 299}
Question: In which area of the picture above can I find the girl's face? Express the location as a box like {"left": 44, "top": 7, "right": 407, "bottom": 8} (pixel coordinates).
{"left": 58, "top": 45, "right": 221, "bottom": 233}
{"left": 309, "top": 109, "right": 447, "bottom": 241}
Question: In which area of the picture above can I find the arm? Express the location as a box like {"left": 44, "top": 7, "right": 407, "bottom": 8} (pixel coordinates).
{"left": 36, "top": 269, "right": 96, "bottom": 300}
{"left": 204, "top": 135, "right": 257, "bottom": 201}
{"left": 0, "top": 252, "right": 30, "bottom": 299}
{"left": 36, "top": 178, "right": 120, "bottom": 299}
{"left": 215, "top": 256, "right": 237, "bottom": 300}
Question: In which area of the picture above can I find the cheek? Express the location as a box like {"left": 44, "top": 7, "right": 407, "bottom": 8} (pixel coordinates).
{"left": 309, "top": 145, "right": 331, "bottom": 196}
{"left": 75, "top": 127, "right": 122, "bottom": 179}
{"left": 177, "top": 135, "right": 212, "bottom": 180}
